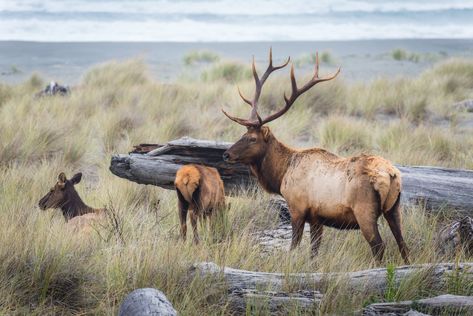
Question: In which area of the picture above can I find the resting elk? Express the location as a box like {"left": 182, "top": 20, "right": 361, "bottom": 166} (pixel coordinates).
{"left": 38, "top": 172, "right": 104, "bottom": 232}
{"left": 175, "top": 164, "right": 226, "bottom": 244}
{"left": 222, "top": 49, "right": 409, "bottom": 263}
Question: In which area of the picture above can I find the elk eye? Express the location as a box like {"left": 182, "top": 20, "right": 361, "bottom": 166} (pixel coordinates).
{"left": 249, "top": 137, "right": 257, "bottom": 143}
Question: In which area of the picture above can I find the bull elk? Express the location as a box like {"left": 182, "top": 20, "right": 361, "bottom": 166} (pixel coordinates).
{"left": 222, "top": 49, "right": 409, "bottom": 264}
{"left": 175, "top": 164, "right": 226, "bottom": 244}
{"left": 38, "top": 172, "right": 104, "bottom": 232}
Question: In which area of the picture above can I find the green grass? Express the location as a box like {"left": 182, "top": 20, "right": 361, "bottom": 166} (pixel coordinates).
{"left": 183, "top": 50, "right": 220, "bottom": 66}
{"left": 391, "top": 49, "right": 448, "bottom": 63}
{"left": 0, "top": 57, "right": 472, "bottom": 314}
{"left": 201, "top": 60, "right": 252, "bottom": 82}
{"left": 294, "top": 51, "right": 336, "bottom": 67}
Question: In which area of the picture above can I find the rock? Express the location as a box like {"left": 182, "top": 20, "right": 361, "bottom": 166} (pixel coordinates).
{"left": 118, "top": 288, "right": 177, "bottom": 316}
{"left": 35, "top": 81, "right": 70, "bottom": 98}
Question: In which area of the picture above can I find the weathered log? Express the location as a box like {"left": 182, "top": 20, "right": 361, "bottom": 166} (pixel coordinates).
{"left": 227, "top": 289, "right": 322, "bottom": 315}
{"left": 363, "top": 294, "right": 473, "bottom": 315}
{"left": 111, "top": 137, "right": 254, "bottom": 192}
{"left": 191, "top": 262, "right": 473, "bottom": 296}
{"left": 109, "top": 137, "right": 473, "bottom": 213}
{"left": 438, "top": 216, "right": 473, "bottom": 256}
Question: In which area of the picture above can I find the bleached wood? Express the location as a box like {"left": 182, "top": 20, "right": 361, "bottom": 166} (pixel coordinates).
{"left": 110, "top": 137, "right": 473, "bottom": 213}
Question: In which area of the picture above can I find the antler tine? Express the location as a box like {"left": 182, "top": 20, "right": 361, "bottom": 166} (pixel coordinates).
{"left": 260, "top": 48, "right": 291, "bottom": 86}
{"left": 237, "top": 86, "right": 252, "bottom": 107}
{"left": 221, "top": 48, "right": 292, "bottom": 127}
{"left": 259, "top": 52, "right": 340, "bottom": 126}
{"left": 251, "top": 48, "right": 290, "bottom": 119}
{"left": 221, "top": 108, "right": 259, "bottom": 127}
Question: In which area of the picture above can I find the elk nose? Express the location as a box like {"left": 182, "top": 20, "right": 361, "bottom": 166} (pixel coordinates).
{"left": 222, "top": 152, "right": 230, "bottom": 162}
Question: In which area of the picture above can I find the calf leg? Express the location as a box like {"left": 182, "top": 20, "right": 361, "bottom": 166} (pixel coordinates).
{"left": 290, "top": 211, "right": 306, "bottom": 250}
{"left": 310, "top": 219, "right": 324, "bottom": 258}
{"left": 355, "top": 206, "right": 385, "bottom": 263}
{"left": 384, "top": 196, "right": 410, "bottom": 264}
{"left": 190, "top": 211, "right": 200, "bottom": 244}
{"left": 177, "top": 190, "right": 189, "bottom": 241}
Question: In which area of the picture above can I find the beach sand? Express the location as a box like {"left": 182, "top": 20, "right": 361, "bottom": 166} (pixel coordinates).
{"left": 1, "top": 39, "right": 473, "bottom": 85}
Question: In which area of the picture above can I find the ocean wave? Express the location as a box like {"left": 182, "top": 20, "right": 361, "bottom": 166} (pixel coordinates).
{"left": 1, "top": 18, "right": 472, "bottom": 42}
{"left": 2, "top": 0, "right": 473, "bottom": 16}
{"left": 1, "top": 0, "right": 472, "bottom": 41}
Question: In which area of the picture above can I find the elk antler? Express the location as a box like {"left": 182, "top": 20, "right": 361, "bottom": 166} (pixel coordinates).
{"left": 222, "top": 47, "right": 290, "bottom": 127}
{"left": 222, "top": 51, "right": 340, "bottom": 128}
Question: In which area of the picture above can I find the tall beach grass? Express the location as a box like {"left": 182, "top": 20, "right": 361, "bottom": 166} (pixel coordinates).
{"left": 0, "top": 56, "right": 472, "bottom": 314}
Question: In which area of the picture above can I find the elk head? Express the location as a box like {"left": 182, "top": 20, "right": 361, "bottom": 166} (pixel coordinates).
{"left": 222, "top": 48, "right": 340, "bottom": 164}
{"left": 38, "top": 172, "right": 82, "bottom": 211}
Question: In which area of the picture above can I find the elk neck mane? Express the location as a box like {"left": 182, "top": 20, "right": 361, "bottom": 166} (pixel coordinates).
{"left": 249, "top": 131, "right": 340, "bottom": 195}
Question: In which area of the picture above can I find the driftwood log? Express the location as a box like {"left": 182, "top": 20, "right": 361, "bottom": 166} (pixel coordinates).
{"left": 191, "top": 262, "right": 473, "bottom": 296}
{"left": 363, "top": 294, "right": 473, "bottom": 315}
{"left": 438, "top": 217, "right": 473, "bottom": 256}
{"left": 110, "top": 137, "right": 473, "bottom": 214}
{"left": 226, "top": 289, "right": 322, "bottom": 315}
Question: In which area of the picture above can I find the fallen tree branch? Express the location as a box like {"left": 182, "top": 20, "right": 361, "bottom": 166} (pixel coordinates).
{"left": 110, "top": 137, "right": 473, "bottom": 213}
{"left": 363, "top": 294, "right": 473, "bottom": 315}
{"left": 226, "top": 289, "right": 322, "bottom": 315}
{"left": 191, "top": 262, "right": 473, "bottom": 295}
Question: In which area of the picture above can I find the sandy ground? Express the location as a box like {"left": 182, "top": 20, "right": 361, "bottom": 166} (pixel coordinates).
{"left": 1, "top": 39, "right": 473, "bottom": 85}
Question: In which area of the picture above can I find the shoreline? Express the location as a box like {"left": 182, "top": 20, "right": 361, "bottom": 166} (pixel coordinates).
{"left": 1, "top": 38, "right": 472, "bottom": 84}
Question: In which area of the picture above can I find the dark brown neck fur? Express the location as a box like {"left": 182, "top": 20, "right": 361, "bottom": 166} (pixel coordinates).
{"left": 61, "top": 188, "right": 95, "bottom": 220}
{"left": 249, "top": 134, "right": 294, "bottom": 195}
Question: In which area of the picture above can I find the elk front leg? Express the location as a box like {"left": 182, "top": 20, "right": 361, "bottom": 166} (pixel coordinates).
{"left": 309, "top": 219, "right": 324, "bottom": 258}
{"left": 290, "top": 210, "right": 306, "bottom": 250}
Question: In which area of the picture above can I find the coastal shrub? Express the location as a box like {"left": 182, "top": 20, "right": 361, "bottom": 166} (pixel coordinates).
{"left": 82, "top": 59, "right": 149, "bottom": 88}
{"left": 317, "top": 116, "right": 372, "bottom": 154}
{"left": 0, "top": 83, "right": 12, "bottom": 106}
{"left": 183, "top": 50, "right": 220, "bottom": 65}
{"left": 201, "top": 60, "right": 252, "bottom": 82}
{"left": 391, "top": 48, "right": 421, "bottom": 62}
{"left": 294, "top": 51, "right": 335, "bottom": 67}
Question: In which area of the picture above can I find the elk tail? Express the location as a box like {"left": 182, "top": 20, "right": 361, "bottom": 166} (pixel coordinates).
{"left": 175, "top": 165, "right": 201, "bottom": 204}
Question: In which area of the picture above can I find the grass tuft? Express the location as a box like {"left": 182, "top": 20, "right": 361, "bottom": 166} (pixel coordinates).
{"left": 0, "top": 56, "right": 472, "bottom": 314}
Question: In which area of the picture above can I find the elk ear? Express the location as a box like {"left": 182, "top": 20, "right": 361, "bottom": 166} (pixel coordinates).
{"left": 58, "top": 172, "right": 67, "bottom": 183}
{"left": 70, "top": 172, "right": 82, "bottom": 185}
{"left": 261, "top": 126, "right": 271, "bottom": 142}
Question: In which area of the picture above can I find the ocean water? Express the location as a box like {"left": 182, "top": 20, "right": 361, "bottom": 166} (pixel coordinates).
{"left": 1, "top": 0, "right": 473, "bottom": 41}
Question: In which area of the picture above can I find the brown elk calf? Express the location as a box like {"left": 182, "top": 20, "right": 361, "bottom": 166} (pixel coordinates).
{"left": 174, "top": 164, "right": 225, "bottom": 244}
{"left": 38, "top": 172, "right": 104, "bottom": 232}
{"left": 222, "top": 49, "right": 409, "bottom": 264}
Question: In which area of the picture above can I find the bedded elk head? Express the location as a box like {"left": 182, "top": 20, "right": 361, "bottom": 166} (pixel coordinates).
{"left": 222, "top": 48, "right": 340, "bottom": 164}
{"left": 38, "top": 172, "right": 82, "bottom": 210}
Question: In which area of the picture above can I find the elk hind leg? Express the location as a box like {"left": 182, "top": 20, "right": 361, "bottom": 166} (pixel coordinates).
{"left": 177, "top": 190, "right": 189, "bottom": 241}
{"left": 190, "top": 211, "right": 200, "bottom": 244}
{"left": 355, "top": 206, "right": 385, "bottom": 263}
{"left": 384, "top": 195, "right": 410, "bottom": 264}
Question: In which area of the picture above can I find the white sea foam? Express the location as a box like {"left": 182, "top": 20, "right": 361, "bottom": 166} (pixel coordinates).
{"left": 1, "top": 0, "right": 472, "bottom": 41}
